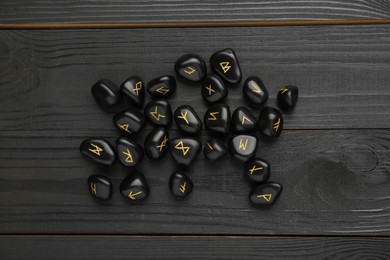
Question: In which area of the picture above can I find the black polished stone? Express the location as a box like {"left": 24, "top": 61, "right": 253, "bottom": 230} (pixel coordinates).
{"left": 174, "top": 105, "right": 202, "bottom": 134}
{"left": 116, "top": 137, "right": 143, "bottom": 167}
{"left": 147, "top": 75, "right": 176, "bottom": 98}
{"left": 228, "top": 134, "right": 257, "bottom": 162}
{"left": 170, "top": 137, "right": 201, "bottom": 166}
{"left": 120, "top": 76, "right": 145, "bottom": 106}
{"left": 113, "top": 109, "right": 145, "bottom": 135}
{"left": 174, "top": 54, "right": 207, "bottom": 82}
{"left": 242, "top": 76, "right": 268, "bottom": 106}
{"left": 169, "top": 171, "right": 193, "bottom": 198}
{"left": 120, "top": 172, "right": 150, "bottom": 202}
{"left": 201, "top": 74, "right": 227, "bottom": 103}
{"left": 204, "top": 103, "right": 231, "bottom": 133}
{"left": 144, "top": 127, "right": 169, "bottom": 160}
{"left": 231, "top": 107, "right": 258, "bottom": 133}
{"left": 88, "top": 175, "right": 112, "bottom": 201}
{"left": 245, "top": 158, "right": 270, "bottom": 183}
{"left": 144, "top": 99, "right": 172, "bottom": 126}
{"left": 80, "top": 138, "right": 116, "bottom": 166}
{"left": 210, "top": 48, "right": 242, "bottom": 84}
{"left": 258, "top": 107, "right": 283, "bottom": 138}
{"left": 204, "top": 137, "right": 227, "bottom": 160}
{"left": 277, "top": 85, "right": 299, "bottom": 111}
{"left": 249, "top": 182, "right": 283, "bottom": 206}
{"left": 91, "top": 79, "right": 122, "bottom": 112}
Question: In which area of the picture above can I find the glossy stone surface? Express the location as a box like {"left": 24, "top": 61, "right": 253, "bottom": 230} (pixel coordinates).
{"left": 210, "top": 48, "right": 242, "bottom": 84}
{"left": 144, "top": 99, "right": 172, "bottom": 126}
{"left": 120, "top": 172, "right": 150, "bottom": 202}
{"left": 204, "top": 137, "right": 227, "bottom": 160}
{"left": 231, "top": 107, "right": 257, "bottom": 133}
{"left": 245, "top": 158, "right": 270, "bottom": 183}
{"left": 113, "top": 109, "right": 145, "bottom": 135}
{"left": 91, "top": 79, "right": 122, "bottom": 112}
{"left": 228, "top": 134, "right": 258, "bottom": 162}
{"left": 174, "top": 105, "right": 202, "bottom": 134}
{"left": 277, "top": 85, "right": 299, "bottom": 111}
{"left": 170, "top": 137, "right": 201, "bottom": 166}
{"left": 174, "top": 54, "right": 207, "bottom": 82}
{"left": 147, "top": 75, "right": 176, "bottom": 98}
{"left": 80, "top": 138, "right": 116, "bottom": 166}
{"left": 116, "top": 137, "right": 143, "bottom": 167}
{"left": 242, "top": 76, "right": 268, "bottom": 106}
{"left": 258, "top": 107, "right": 283, "bottom": 138}
{"left": 201, "top": 74, "right": 227, "bottom": 103}
{"left": 120, "top": 76, "right": 145, "bottom": 106}
{"left": 204, "top": 103, "right": 231, "bottom": 134}
{"left": 249, "top": 182, "right": 283, "bottom": 206}
{"left": 144, "top": 127, "right": 169, "bottom": 160}
{"left": 169, "top": 171, "right": 193, "bottom": 198}
{"left": 88, "top": 175, "right": 112, "bottom": 201}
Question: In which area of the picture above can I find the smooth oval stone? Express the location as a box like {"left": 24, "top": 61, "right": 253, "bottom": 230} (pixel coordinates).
{"left": 113, "top": 109, "right": 145, "bottom": 135}
{"left": 144, "top": 127, "right": 169, "bottom": 160}
{"left": 116, "top": 137, "right": 143, "bottom": 167}
{"left": 210, "top": 48, "right": 242, "bottom": 84}
{"left": 277, "top": 85, "right": 299, "bottom": 111}
{"left": 120, "top": 171, "right": 150, "bottom": 202}
{"left": 245, "top": 158, "right": 270, "bottom": 183}
{"left": 91, "top": 79, "right": 122, "bottom": 112}
{"left": 201, "top": 74, "right": 227, "bottom": 103}
{"left": 169, "top": 171, "right": 193, "bottom": 197}
{"left": 242, "top": 76, "right": 268, "bottom": 106}
{"left": 174, "top": 105, "right": 202, "bottom": 134}
{"left": 249, "top": 182, "right": 282, "bottom": 206}
{"left": 258, "top": 107, "right": 283, "bottom": 138}
{"left": 88, "top": 175, "right": 112, "bottom": 201}
{"left": 120, "top": 76, "right": 145, "bottom": 107}
{"left": 228, "top": 134, "right": 257, "bottom": 162}
{"left": 170, "top": 137, "right": 201, "bottom": 166}
{"left": 147, "top": 75, "right": 176, "bottom": 98}
{"left": 144, "top": 99, "right": 172, "bottom": 126}
{"left": 204, "top": 103, "right": 231, "bottom": 134}
{"left": 174, "top": 54, "right": 207, "bottom": 82}
{"left": 80, "top": 138, "right": 116, "bottom": 166}
{"left": 204, "top": 137, "right": 227, "bottom": 160}
{"left": 231, "top": 107, "right": 258, "bottom": 133}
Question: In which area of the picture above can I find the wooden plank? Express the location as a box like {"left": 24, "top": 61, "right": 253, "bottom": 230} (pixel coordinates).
{"left": 0, "top": 1, "right": 390, "bottom": 24}
{"left": 0, "top": 25, "right": 389, "bottom": 130}
{"left": 0, "top": 235, "right": 389, "bottom": 259}
{"left": 0, "top": 129, "right": 389, "bottom": 234}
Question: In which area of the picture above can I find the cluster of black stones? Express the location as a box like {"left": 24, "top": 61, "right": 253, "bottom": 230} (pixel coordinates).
{"left": 80, "top": 49, "right": 298, "bottom": 206}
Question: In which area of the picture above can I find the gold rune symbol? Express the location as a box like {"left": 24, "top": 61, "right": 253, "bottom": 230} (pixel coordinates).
{"left": 179, "top": 182, "right": 187, "bottom": 193}
{"left": 184, "top": 66, "right": 196, "bottom": 75}
{"left": 273, "top": 118, "right": 281, "bottom": 132}
{"left": 150, "top": 106, "right": 165, "bottom": 121}
{"left": 89, "top": 143, "right": 103, "bottom": 156}
{"left": 205, "top": 85, "right": 215, "bottom": 95}
{"left": 220, "top": 61, "right": 231, "bottom": 74}
{"left": 118, "top": 123, "right": 131, "bottom": 133}
{"left": 178, "top": 111, "right": 190, "bottom": 124}
{"left": 207, "top": 142, "right": 213, "bottom": 150}
{"left": 208, "top": 112, "right": 219, "bottom": 121}
{"left": 133, "top": 81, "right": 142, "bottom": 95}
{"left": 250, "top": 81, "right": 262, "bottom": 93}
{"left": 175, "top": 141, "right": 190, "bottom": 156}
{"left": 156, "top": 135, "right": 168, "bottom": 152}
{"left": 257, "top": 194, "right": 272, "bottom": 202}
{"left": 90, "top": 182, "right": 97, "bottom": 195}
{"left": 156, "top": 86, "right": 170, "bottom": 95}
{"left": 241, "top": 115, "right": 252, "bottom": 125}
{"left": 238, "top": 138, "right": 248, "bottom": 151}
{"left": 280, "top": 87, "right": 288, "bottom": 94}
{"left": 128, "top": 191, "right": 143, "bottom": 200}
{"left": 249, "top": 165, "right": 263, "bottom": 175}
{"left": 122, "top": 148, "right": 134, "bottom": 163}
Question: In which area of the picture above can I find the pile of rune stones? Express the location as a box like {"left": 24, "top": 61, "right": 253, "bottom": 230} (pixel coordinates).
{"left": 80, "top": 48, "right": 298, "bottom": 206}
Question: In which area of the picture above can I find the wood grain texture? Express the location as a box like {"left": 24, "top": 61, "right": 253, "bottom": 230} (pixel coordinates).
{"left": 0, "top": 1, "right": 390, "bottom": 24}
{"left": 1, "top": 235, "right": 390, "bottom": 260}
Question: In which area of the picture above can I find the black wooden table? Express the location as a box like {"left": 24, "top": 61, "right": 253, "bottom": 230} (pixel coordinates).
{"left": 0, "top": 1, "right": 390, "bottom": 259}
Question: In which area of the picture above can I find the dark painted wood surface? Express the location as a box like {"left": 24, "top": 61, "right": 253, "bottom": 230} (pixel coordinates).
{"left": 0, "top": 0, "right": 390, "bottom": 24}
